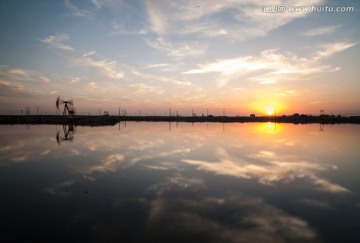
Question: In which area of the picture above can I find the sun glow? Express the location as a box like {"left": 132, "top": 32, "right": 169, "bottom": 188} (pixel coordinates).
{"left": 250, "top": 100, "right": 286, "bottom": 116}
{"left": 266, "top": 107, "right": 276, "bottom": 116}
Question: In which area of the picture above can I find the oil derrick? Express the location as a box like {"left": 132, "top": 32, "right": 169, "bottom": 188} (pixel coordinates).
{"left": 56, "top": 96, "right": 76, "bottom": 116}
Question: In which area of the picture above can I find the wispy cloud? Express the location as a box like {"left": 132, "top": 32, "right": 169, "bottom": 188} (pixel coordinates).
{"left": 82, "top": 51, "right": 96, "bottom": 57}
{"left": 128, "top": 83, "right": 165, "bottom": 96}
{"left": 299, "top": 198, "right": 332, "bottom": 209}
{"left": 122, "top": 63, "right": 194, "bottom": 87}
{"left": 183, "top": 54, "right": 271, "bottom": 75}
{"left": 0, "top": 65, "right": 63, "bottom": 107}
{"left": 75, "top": 55, "right": 124, "bottom": 79}
{"left": 315, "top": 42, "right": 357, "bottom": 59}
{"left": 110, "top": 21, "right": 147, "bottom": 36}
{"left": 310, "top": 176, "right": 350, "bottom": 193}
{"left": 0, "top": 65, "right": 51, "bottom": 83}
{"left": 184, "top": 41, "right": 356, "bottom": 86}
{"left": 146, "top": 37, "right": 207, "bottom": 58}
{"left": 91, "top": 0, "right": 105, "bottom": 9}
{"left": 183, "top": 49, "right": 319, "bottom": 86}
{"left": 143, "top": 63, "right": 185, "bottom": 73}
{"left": 144, "top": 193, "right": 318, "bottom": 242}
{"left": 144, "top": 63, "right": 172, "bottom": 69}
{"left": 144, "top": 0, "right": 167, "bottom": 35}
{"left": 144, "top": 0, "right": 323, "bottom": 40}
{"left": 64, "top": 0, "right": 92, "bottom": 17}
{"left": 0, "top": 80, "right": 28, "bottom": 98}
{"left": 79, "top": 153, "right": 125, "bottom": 175}
{"left": 40, "top": 34, "right": 74, "bottom": 52}
{"left": 183, "top": 147, "right": 350, "bottom": 194}
{"left": 302, "top": 25, "right": 340, "bottom": 36}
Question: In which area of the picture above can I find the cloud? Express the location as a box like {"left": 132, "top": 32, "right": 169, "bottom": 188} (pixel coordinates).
{"left": 144, "top": 0, "right": 167, "bottom": 34}
{"left": 184, "top": 41, "right": 356, "bottom": 87}
{"left": 0, "top": 65, "right": 55, "bottom": 100}
{"left": 0, "top": 131, "right": 57, "bottom": 165}
{"left": 183, "top": 49, "right": 325, "bottom": 86}
{"left": 40, "top": 34, "right": 74, "bottom": 51}
{"left": 79, "top": 153, "right": 125, "bottom": 175}
{"left": 144, "top": 0, "right": 323, "bottom": 40}
{"left": 110, "top": 21, "right": 147, "bottom": 36}
{"left": 43, "top": 180, "right": 74, "bottom": 196}
{"left": 64, "top": 0, "right": 92, "bottom": 17}
{"left": 183, "top": 55, "right": 271, "bottom": 75}
{"left": 144, "top": 193, "right": 319, "bottom": 243}
{"left": 0, "top": 80, "right": 28, "bottom": 98}
{"left": 0, "top": 65, "right": 51, "bottom": 83}
{"left": 310, "top": 176, "right": 350, "bottom": 193}
{"left": 75, "top": 56, "right": 124, "bottom": 79}
{"left": 147, "top": 174, "right": 205, "bottom": 196}
{"left": 91, "top": 0, "right": 105, "bottom": 9}
{"left": 315, "top": 42, "right": 357, "bottom": 59}
{"left": 123, "top": 63, "right": 194, "bottom": 88}
{"left": 183, "top": 147, "right": 350, "bottom": 194}
{"left": 144, "top": 170, "right": 319, "bottom": 242}
{"left": 145, "top": 37, "right": 207, "bottom": 58}
{"left": 82, "top": 51, "right": 96, "bottom": 57}
{"left": 144, "top": 63, "right": 172, "bottom": 69}
{"left": 302, "top": 25, "right": 340, "bottom": 36}
{"left": 299, "top": 198, "right": 332, "bottom": 209}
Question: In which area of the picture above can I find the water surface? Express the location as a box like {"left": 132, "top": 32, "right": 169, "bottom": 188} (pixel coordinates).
{"left": 1, "top": 122, "right": 359, "bottom": 242}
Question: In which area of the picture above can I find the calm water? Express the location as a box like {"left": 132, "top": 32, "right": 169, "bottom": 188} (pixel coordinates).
{"left": 1, "top": 122, "right": 359, "bottom": 243}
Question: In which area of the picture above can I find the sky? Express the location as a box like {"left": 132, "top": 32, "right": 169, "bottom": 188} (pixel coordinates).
{"left": 0, "top": 0, "right": 359, "bottom": 116}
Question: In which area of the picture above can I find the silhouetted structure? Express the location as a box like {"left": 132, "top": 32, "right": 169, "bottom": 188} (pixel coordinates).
{"left": 56, "top": 96, "right": 76, "bottom": 116}
{"left": 56, "top": 124, "right": 75, "bottom": 145}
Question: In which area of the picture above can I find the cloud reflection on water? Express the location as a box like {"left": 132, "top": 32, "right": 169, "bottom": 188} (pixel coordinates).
{"left": 183, "top": 146, "right": 349, "bottom": 194}
{"left": 0, "top": 125, "right": 56, "bottom": 165}
{"left": 1, "top": 123, "right": 359, "bottom": 242}
{"left": 0, "top": 123, "right": 354, "bottom": 197}
{"left": 143, "top": 189, "right": 319, "bottom": 243}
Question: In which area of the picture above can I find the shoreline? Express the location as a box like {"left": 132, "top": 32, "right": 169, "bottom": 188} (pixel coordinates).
{"left": 1, "top": 115, "right": 360, "bottom": 126}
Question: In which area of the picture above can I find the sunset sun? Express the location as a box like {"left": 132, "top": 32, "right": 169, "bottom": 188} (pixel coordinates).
{"left": 266, "top": 107, "right": 276, "bottom": 116}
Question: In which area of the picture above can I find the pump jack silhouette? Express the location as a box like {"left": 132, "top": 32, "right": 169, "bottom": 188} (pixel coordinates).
{"left": 56, "top": 96, "right": 76, "bottom": 116}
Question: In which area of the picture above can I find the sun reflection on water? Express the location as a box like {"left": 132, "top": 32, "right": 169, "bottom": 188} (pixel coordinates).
{"left": 254, "top": 122, "right": 281, "bottom": 135}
